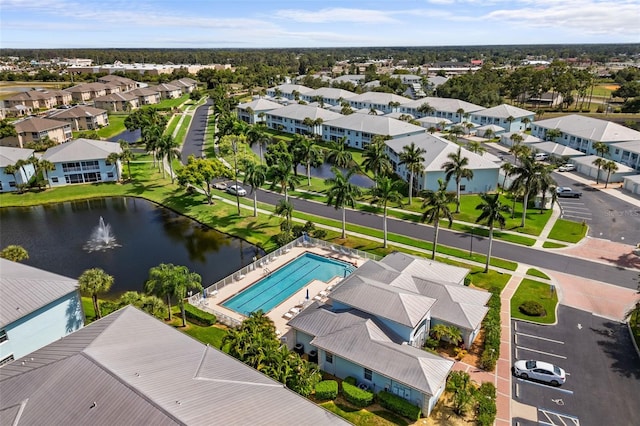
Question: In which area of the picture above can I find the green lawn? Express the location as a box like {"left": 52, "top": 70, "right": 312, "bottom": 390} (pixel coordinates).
{"left": 156, "top": 94, "right": 189, "bottom": 109}
{"left": 165, "top": 114, "right": 180, "bottom": 136}
{"left": 320, "top": 401, "right": 409, "bottom": 426}
{"left": 511, "top": 279, "right": 558, "bottom": 324}
{"left": 526, "top": 268, "right": 550, "bottom": 280}
{"left": 181, "top": 323, "right": 227, "bottom": 348}
{"left": 547, "top": 218, "right": 588, "bottom": 243}
{"left": 630, "top": 311, "right": 640, "bottom": 349}
{"left": 175, "top": 115, "right": 192, "bottom": 145}
{"left": 542, "top": 241, "right": 567, "bottom": 249}
{"left": 97, "top": 114, "right": 128, "bottom": 139}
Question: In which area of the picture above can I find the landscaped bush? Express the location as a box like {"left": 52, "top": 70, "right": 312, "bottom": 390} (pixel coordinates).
{"left": 519, "top": 300, "right": 546, "bottom": 317}
{"left": 184, "top": 303, "right": 217, "bottom": 326}
{"left": 377, "top": 390, "right": 422, "bottom": 421}
{"left": 315, "top": 380, "right": 338, "bottom": 400}
{"left": 342, "top": 381, "right": 374, "bottom": 407}
{"left": 475, "top": 382, "right": 497, "bottom": 426}
{"left": 343, "top": 376, "right": 357, "bottom": 386}
{"left": 480, "top": 289, "right": 501, "bottom": 371}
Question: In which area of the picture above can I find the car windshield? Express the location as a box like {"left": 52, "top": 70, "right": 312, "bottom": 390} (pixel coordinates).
{"left": 554, "top": 366, "right": 562, "bottom": 375}
{"left": 525, "top": 360, "right": 536, "bottom": 369}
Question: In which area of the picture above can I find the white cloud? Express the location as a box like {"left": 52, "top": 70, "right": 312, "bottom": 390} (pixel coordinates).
{"left": 274, "top": 7, "right": 398, "bottom": 24}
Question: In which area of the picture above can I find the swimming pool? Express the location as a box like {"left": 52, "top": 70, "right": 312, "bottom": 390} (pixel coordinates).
{"left": 222, "top": 252, "right": 354, "bottom": 316}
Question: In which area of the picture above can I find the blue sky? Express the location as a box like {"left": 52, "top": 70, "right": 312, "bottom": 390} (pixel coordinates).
{"left": 1, "top": 0, "right": 638, "bottom": 49}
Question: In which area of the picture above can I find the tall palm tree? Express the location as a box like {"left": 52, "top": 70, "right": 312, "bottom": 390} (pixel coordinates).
{"left": 443, "top": 147, "right": 474, "bottom": 213}
{"left": 273, "top": 199, "right": 294, "bottom": 234}
{"left": 246, "top": 125, "right": 270, "bottom": 165}
{"left": 107, "top": 152, "right": 122, "bottom": 181}
{"left": 420, "top": 179, "right": 455, "bottom": 260}
{"left": 593, "top": 141, "right": 610, "bottom": 158}
{"left": 325, "top": 137, "right": 354, "bottom": 168}
{"left": 466, "top": 140, "right": 486, "bottom": 156}
{"left": 399, "top": 142, "right": 426, "bottom": 205}
{"left": 538, "top": 170, "right": 557, "bottom": 213}
{"left": 603, "top": 160, "right": 619, "bottom": 188}
{"left": 243, "top": 161, "right": 267, "bottom": 217}
{"left": 369, "top": 176, "right": 403, "bottom": 248}
{"left": 158, "top": 134, "right": 181, "bottom": 182}
{"left": 482, "top": 129, "right": 494, "bottom": 140}
{"left": 145, "top": 263, "right": 176, "bottom": 321}
{"left": 295, "top": 136, "right": 323, "bottom": 186}
{"left": 362, "top": 135, "right": 392, "bottom": 183}
{"left": 118, "top": 141, "right": 134, "bottom": 181}
{"left": 592, "top": 157, "right": 607, "bottom": 184}
{"left": 510, "top": 132, "right": 524, "bottom": 146}
{"left": 417, "top": 102, "right": 435, "bottom": 117}
{"left": 510, "top": 143, "right": 531, "bottom": 166}
{"left": 475, "top": 193, "right": 511, "bottom": 272}
{"left": 500, "top": 162, "right": 515, "bottom": 191}
{"left": 78, "top": 268, "right": 114, "bottom": 319}
{"left": 325, "top": 167, "right": 362, "bottom": 239}
{"left": 142, "top": 124, "right": 163, "bottom": 167}
{"left": 267, "top": 162, "right": 301, "bottom": 201}
{"left": 145, "top": 263, "right": 202, "bottom": 326}
{"left": 509, "top": 158, "right": 547, "bottom": 227}
{"left": 34, "top": 157, "right": 56, "bottom": 188}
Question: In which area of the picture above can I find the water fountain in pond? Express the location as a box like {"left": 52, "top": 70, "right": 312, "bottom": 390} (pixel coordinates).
{"left": 84, "top": 216, "right": 120, "bottom": 252}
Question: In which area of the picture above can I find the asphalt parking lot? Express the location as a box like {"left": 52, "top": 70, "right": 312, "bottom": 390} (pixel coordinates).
{"left": 512, "top": 306, "right": 640, "bottom": 426}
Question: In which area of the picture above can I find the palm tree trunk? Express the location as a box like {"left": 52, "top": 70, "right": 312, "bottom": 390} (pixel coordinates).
{"left": 596, "top": 167, "right": 601, "bottom": 184}
{"left": 307, "top": 162, "right": 311, "bottom": 186}
{"left": 93, "top": 295, "right": 101, "bottom": 319}
{"left": 253, "top": 191, "right": 258, "bottom": 217}
{"left": 456, "top": 179, "right": 461, "bottom": 213}
{"left": 432, "top": 220, "right": 439, "bottom": 260}
{"left": 127, "top": 162, "right": 132, "bottom": 181}
{"left": 166, "top": 295, "right": 172, "bottom": 320}
{"left": 521, "top": 192, "right": 529, "bottom": 227}
{"left": 341, "top": 207, "right": 346, "bottom": 239}
{"left": 383, "top": 207, "right": 388, "bottom": 248}
{"left": 485, "top": 227, "right": 493, "bottom": 272}
{"left": 408, "top": 172, "right": 414, "bottom": 205}
{"left": 181, "top": 303, "right": 187, "bottom": 327}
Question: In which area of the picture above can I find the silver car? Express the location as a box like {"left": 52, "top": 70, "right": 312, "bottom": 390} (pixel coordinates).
{"left": 513, "top": 360, "right": 566, "bottom": 386}
{"left": 226, "top": 184, "right": 247, "bottom": 197}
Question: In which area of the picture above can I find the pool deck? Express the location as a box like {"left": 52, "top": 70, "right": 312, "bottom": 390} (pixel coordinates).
{"left": 198, "top": 245, "right": 368, "bottom": 335}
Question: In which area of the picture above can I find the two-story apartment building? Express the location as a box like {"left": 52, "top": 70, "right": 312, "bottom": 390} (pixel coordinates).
{"left": 321, "top": 114, "right": 425, "bottom": 149}
{"left": 0, "top": 147, "right": 36, "bottom": 192}
{"left": 300, "top": 87, "right": 357, "bottom": 107}
{"left": 0, "top": 259, "right": 84, "bottom": 366}
{"left": 97, "top": 74, "right": 138, "bottom": 92}
{"left": 266, "top": 84, "right": 314, "bottom": 101}
{"left": 469, "top": 104, "right": 535, "bottom": 133}
{"left": 399, "top": 97, "right": 484, "bottom": 123}
{"left": 94, "top": 92, "right": 139, "bottom": 112}
{"left": 0, "top": 117, "right": 72, "bottom": 148}
{"left": 236, "top": 98, "right": 283, "bottom": 124}
{"left": 47, "top": 105, "right": 109, "bottom": 131}
{"left": 152, "top": 83, "right": 182, "bottom": 99}
{"left": 347, "top": 92, "right": 413, "bottom": 115}
{"left": 42, "top": 138, "right": 122, "bottom": 185}
{"left": 64, "top": 82, "right": 109, "bottom": 102}
{"left": 265, "top": 104, "right": 342, "bottom": 136}
{"left": 128, "top": 87, "right": 161, "bottom": 106}
{"left": 169, "top": 78, "right": 199, "bottom": 94}
{"left": 4, "top": 90, "right": 57, "bottom": 110}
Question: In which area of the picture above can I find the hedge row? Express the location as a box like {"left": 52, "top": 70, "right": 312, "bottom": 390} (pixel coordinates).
{"left": 342, "top": 381, "right": 374, "bottom": 407}
{"left": 480, "top": 289, "right": 501, "bottom": 371}
{"left": 315, "top": 380, "right": 338, "bottom": 400}
{"left": 184, "top": 303, "right": 217, "bottom": 326}
{"left": 475, "top": 382, "right": 497, "bottom": 426}
{"left": 377, "top": 391, "right": 422, "bottom": 421}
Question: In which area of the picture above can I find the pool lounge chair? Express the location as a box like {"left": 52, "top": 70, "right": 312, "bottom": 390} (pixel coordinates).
{"left": 289, "top": 307, "right": 301, "bottom": 315}
{"left": 283, "top": 312, "right": 293, "bottom": 320}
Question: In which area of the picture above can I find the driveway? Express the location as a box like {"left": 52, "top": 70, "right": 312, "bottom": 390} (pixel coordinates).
{"left": 181, "top": 98, "right": 212, "bottom": 163}
{"left": 512, "top": 306, "right": 640, "bottom": 426}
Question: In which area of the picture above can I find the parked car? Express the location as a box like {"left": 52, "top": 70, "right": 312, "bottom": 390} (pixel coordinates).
{"left": 556, "top": 186, "right": 582, "bottom": 198}
{"left": 558, "top": 164, "right": 576, "bottom": 172}
{"left": 513, "top": 360, "right": 566, "bottom": 386}
{"left": 534, "top": 152, "right": 549, "bottom": 161}
{"left": 226, "top": 184, "right": 247, "bottom": 196}
{"left": 213, "top": 181, "right": 227, "bottom": 190}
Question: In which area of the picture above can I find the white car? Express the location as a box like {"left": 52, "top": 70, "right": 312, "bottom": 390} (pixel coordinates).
{"left": 558, "top": 164, "right": 576, "bottom": 172}
{"left": 226, "top": 184, "right": 247, "bottom": 197}
{"left": 213, "top": 181, "right": 227, "bottom": 190}
{"left": 513, "top": 360, "right": 566, "bottom": 386}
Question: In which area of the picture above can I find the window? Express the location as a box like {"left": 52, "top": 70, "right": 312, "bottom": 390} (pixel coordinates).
{"left": 0, "top": 354, "right": 14, "bottom": 367}
{"left": 0, "top": 329, "right": 7, "bottom": 343}
{"left": 460, "top": 185, "right": 466, "bottom": 191}
{"left": 51, "top": 177, "right": 59, "bottom": 183}
{"left": 107, "top": 172, "right": 114, "bottom": 178}
{"left": 364, "top": 368, "right": 372, "bottom": 381}
{"left": 325, "top": 353, "right": 333, "bottom": 364}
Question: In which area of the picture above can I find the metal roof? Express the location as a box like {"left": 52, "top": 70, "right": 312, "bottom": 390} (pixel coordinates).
{"left": 470, "top": 104, "right": 534, "bottom": 119}
{"left": 237, "top": 98, "right": 283, "bottom": 111}
{"left": 0, "top": 258, "right": 79, "bottom": 328}
{"left": 533, "top": 114, "right": 640, "bottom": 142}
{"left": 401, "top": 97, "right": 484, "bottom": 113}
{"left": 0, "top": 146, "right": 34, "bottom": 167}
{"left": 0, "top": 306, "right": 347, "bottom": 426}
{"left": 303, "top": 87, "right": 357, "bottom": 100}
{"left": 348, "top": 92, "right": 413, "bottom": 106}
{"left": 267, "top": 103, "right": 342, "bottom": 121}
{"left": 42, "top": 138, "right": 121, "bottom": 163}
{"left": 323, "top": 114, "right": 425, "bottom": 137}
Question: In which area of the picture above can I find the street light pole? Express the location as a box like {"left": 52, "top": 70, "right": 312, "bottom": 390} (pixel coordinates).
{"left": 232, "top": 137, "right": 241, "bottom": 216}
{"left": 469, "top": 227, "right": 474, "bottom": 257}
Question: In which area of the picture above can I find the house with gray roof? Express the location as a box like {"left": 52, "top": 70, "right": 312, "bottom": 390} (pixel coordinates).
{"left": 609, "top": 140, "right": 640, "bottom": 171}
{"left": 0, "top": 306, "right": 346, "bottom": 425}
{"left": 236, "top": 97, "right": 284, "bottom": 124}
{"left": 265, "top": 104, "right": 342, "bottom": 136}
{"left": 47, "top": 105, "right": 109, "bottom": 131}
{"left": 169, "top": 78, "right": 198, "bottom": 94}
{"left": 300, "top": 87, "right": 358, "bottom": 107}
{"left": 0, "top": 146, "right": 35, "bottom": 192}
{"left": 0, "top": 259, "right": 83, "bottom": 366}
{"left": 347, "top": 92, "right": 413, "bottom": 115}
{"left": 42, "top": 138, "right": 122, "bottom": 186}
{"left": 528, "top": 142, "right": 585, "bottom": 160}
{"left": 331, "top": 74, "right": 366, "bottom": 85}
{"left": 499, "top": 131, "right": 544, "bottom": 147}
{"left": 385, "top": 133, "right": 500, "bottom": 193}
{"left": 64, "top": 82, "right": 109, "bottom": 102}
{"left": 288, "top": 252, "right": 488, "bottom": 417}
{"left": 97, "top": 74, "right": 137, "bottom": 92}
{"left": 399, "top": 97, "right": 484, "bottom": 124}
{"left": 266, "top": 84, "right": 314, "bottom": 101}
{"left": 571, "top": 155, "right": 636, "bottom": 183}
{"left": 530, "top": 114, "right": 640, "bottom": 156}
{"left": 622, "top": 174, "right": 640, "bottom": 195}
{"left": 470, "top": 104, "right": 535, "bottom": 133}
{"left": 322, "top": 114, "right": 425, "bottom": 149}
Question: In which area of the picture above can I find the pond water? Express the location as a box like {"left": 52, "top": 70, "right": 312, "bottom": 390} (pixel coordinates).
{"left": 109, "top": 129, "right": 141, "bottom": 144}
{"left": 0, "top": 197, "right": 260, "bottom": 297}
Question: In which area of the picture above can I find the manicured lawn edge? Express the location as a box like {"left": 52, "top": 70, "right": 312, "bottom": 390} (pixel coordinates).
{"left": 511, "top": 279, "right": 558, "bottom": 324}
{"left": 526, "top": 268, "right": 550, "bottom": 280}
{"left": 542, "top": 241, "right": 567, "bottom": 249}
{"left": 547, "top": 218, "right": 588, "bottom": 243}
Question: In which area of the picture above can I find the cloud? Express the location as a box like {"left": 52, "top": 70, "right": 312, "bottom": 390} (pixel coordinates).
{"left": 274, "top": 7, "right": 397, "bottom": 24}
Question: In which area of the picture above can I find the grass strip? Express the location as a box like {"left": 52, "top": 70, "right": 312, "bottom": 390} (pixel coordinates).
{"left": 511, "top": 278, "right": 558, "bottom": 324}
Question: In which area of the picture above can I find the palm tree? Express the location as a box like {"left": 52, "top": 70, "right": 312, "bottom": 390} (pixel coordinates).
{"left": 325, "top": 167, "right": 362, "bottom": 239}
{"left": 368, "top": 107, "right": 378, "bottom": 115}
{"left": 509, "top": 158, "right": 547, "bottom": 227}
{"left": 538, "top": 170, "right": 557, "bottom": 213}
{"left": 158, "top": 135, "right": 181, "bottom": 182}
{"left": 246, "top": 125, "right": 270, "bottom": 165}
{"left": 545, "top": 128, "right": 562, "bottom": 142}
{"left": 107, "top": 152, "right": 122, "bottom": 181}
{"left": 145, "top": 263, "right": 202, "bottom": 326}
{"left": 243, "top": 161, "right": 267, "bottom": 217}
{"left": 369, "top": 176, "right": 404, "bottom": 248}
{"left": 510, "top": 143, "right": 531, "bottom": 166}
{"left": 399, "top": 142, "right": 426, "bottom": 205}
{"left": 510, "top": 132, "right": 524, "bottom": 146}
{"left": 446, "top": 371, "right": 474, "bottom": 416}
{"left": 78, "top": 268, "right": 114, "bottom": 319}
{"left": 592, "top": 157, "right": 607, "bottom": 184}
{"left": 35, "top": 158, "right": 55, "bottom": 188}
{"left": 483, "top": 128, "right": 494, "bottom": 140}
{"left": 475, "top": 193, "right": 511, "bottom": 272}
{"left": 466, "top": 140, "right": 486, "bottom": 156}
{"left": 420, "top": 179, "right": 455, "bottom": 260}
{"left": 325, "top": 137, "right": 354, "bottom": 168}
{"left": 603, "top": 160, "right": 618, "bottom": 188}
{"left": 417, "top": 102, "right": 435, "bottom": 117}
{"left": 593, "top": 141, "right": 610, "bottom": 158}
{"left": 118, "top": 140, "right": 134, "bottom": 181}
{"left": 362, "top": 135, "right": 392, "bottom": 183}
{"left": 500, "top": 162, "right": 514, "bottom": 191}
{"left": 443, "top": 147, "right": 474, "bottom": 214}
{"left": 144, "top": 263, "right": 176, "bottom": 321}
{"left": 0, "top": 245, "right": 29, "bottom": 262}
{"left": 295, "top": 136, "right": 323, "bottom": 186}
{"left": 273, "top": 199, "right": 294, "bottom": 234}
{"left": 267, "top": 162, "right": 301, "bottom": 201}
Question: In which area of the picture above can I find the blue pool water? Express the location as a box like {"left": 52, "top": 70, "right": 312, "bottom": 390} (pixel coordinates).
{"left": 223, "top": 252, "right": 354, "bottom": 316}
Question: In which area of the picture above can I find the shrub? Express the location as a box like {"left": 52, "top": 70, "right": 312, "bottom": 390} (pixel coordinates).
{"left": 464, "top": 276, "right": 471, "bottom": 286}
{"left": 480, "top": 290, "right": 501, "bottom": 371}
{"left": 424, "top": 337, "right": 439, "bottom": 350}
{"left": 184, "top": 303, "right": 217, "bottom": 326}
{"left": 377, "top": 391, "right": 422, "bottom": 421}
{"left": 519, "top": 300, "right": 546, "bottom": 317}
{"left": 315, "top": 380, "right": 338, "bottom": 400}
{"left": 475, "top": 382, "right": 497, "bottom": 426}
{"left": 342, "top": 381, "right": 374, "bottom": 407}
{"left": 343, "top": 376, "right": 357, "bottom": 386}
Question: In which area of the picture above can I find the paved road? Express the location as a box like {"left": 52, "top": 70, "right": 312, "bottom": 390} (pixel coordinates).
{"left": 181, "top": 98, "right": 212, "bottom": 163}
{"left": 254, "top": 189, "right": 638, "bottom": 288}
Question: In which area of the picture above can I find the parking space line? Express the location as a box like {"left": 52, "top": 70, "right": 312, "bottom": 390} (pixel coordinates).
{"left": 516, "top": 345, "right": 567, "bottom": 359}
{"left": 516, "top": 378, "right": 574, "bottom": 394}
{"left": 516, "top": 332, "right": 564, "bottom": 344}
{"left": 539, "top": 408, "right": 580, "bottom": 426}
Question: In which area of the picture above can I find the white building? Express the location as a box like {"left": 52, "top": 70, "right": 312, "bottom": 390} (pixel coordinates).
{"left": 236, "top": 98, "right": 283, "bottom": 124}
{"left": 469, "top": 104, "right": 535, "bottom": 133}
{"left": 42, "top": 139, "right": 122, "bottom": 186}
{"left": 322, "top": 114, "right": 425, "bottom": 149}
{"left": 399, "top": 97, "right": 484, "bottom": 123}
{"left": 347, "top": 92, "right": 413, "bottom": 115}
{"left": 264, "top": 104, "right": 342, "bottom": 136}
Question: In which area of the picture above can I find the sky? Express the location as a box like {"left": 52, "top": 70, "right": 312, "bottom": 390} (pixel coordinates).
{"left": 1, "top": 0, "right": 638, "bottom": 49}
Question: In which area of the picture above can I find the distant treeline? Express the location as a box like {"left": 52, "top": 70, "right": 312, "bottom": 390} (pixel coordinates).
{"left": 2, "top": 44, "right": 639, "bottom": 72}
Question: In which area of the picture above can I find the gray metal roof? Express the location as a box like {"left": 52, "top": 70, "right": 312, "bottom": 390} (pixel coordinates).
{"left": 237, "top": 98, "right": 283, "bottom": 111}
{"left": 0, "top": 306, "right": 347, "bottom": 426}
{"left": 323, "top": 114, "right": 425, "bottom": 137}
{"left": 289, "top": 306, "right": 453, "bottom": 396}
{"left": 401, "top": 97, "right": 484, "bottom": 113}
{"left": 348, "top": 92, "right": 413, "bottom": 106}
{"left": 0, "top": 258, "right": 78, "bottom": 328}
{"left": 269, "top": 84, "right": 314, "bottom": 95}
{"left": 609, "top": 140, "right": 640, "bottom": 153}
{"left": 571, "top": 155, "right": 635, "bottom": 172}
{"left": 0, "top": 146, "right": 34, "bottom": 167}
{"left": 267, "top": 103, "right": 342, "bottom": 121}
{"left": 43, "top": 138, "right": 121, "bottom": 163}
{"left": 470, "top": 104, "right": 534, "bottom": 119}
{"left": 303, "top": 87, "right": 357, "bottom": 100}
{"left": 380, "top": 252, "right": 469, "bottom": 285}
{"left": 529, "top": 142, "right": 584, "bottom": 157}
{"left": 533, "top": 114, "right": 640, "bottom": 142}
